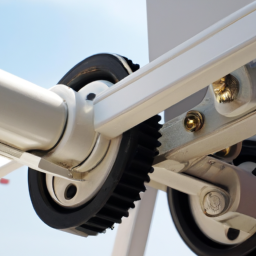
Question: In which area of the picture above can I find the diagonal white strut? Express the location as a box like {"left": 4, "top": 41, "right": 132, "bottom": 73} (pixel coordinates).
{"left": 93, "top": 2, "right": 256, "bottom": 139}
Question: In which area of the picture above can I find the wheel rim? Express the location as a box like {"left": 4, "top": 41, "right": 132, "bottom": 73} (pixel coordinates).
{"left": 167, "top": 140, "right": 256, "bottom": 256}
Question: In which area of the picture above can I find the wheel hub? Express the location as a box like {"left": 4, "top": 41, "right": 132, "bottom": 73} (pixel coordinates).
{"left": 46, "top": 80, "right": 122, "bottom": 208}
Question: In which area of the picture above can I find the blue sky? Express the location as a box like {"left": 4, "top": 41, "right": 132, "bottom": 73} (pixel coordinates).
{"left": 0, "top": 1, "right": 193, "bottom": 255}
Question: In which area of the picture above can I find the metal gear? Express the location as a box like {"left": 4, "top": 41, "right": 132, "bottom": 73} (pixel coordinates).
{"left": 28, "top": 54, "right": 162, "bottom": 236}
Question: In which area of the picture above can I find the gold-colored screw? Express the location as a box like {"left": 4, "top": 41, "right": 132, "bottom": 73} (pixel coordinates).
{"left": 184, "top": 110, "right": 204, "bottom": 132}
{"left": 212, "top": 75, "right": 239, "bottom": 103}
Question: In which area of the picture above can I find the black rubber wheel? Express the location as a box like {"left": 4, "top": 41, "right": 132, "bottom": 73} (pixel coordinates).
{"left": 167, "top": 140, "right": 256, "bottom": 256}
{"left": 28, "top": 54, "right": 161, "bottom": 236}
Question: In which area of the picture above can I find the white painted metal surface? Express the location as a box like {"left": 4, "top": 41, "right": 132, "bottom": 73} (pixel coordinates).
{"left": 0, "top": 69, "right": 67, "bottom": 151}
{"left": 0, "top": 142, "right": 72, "bottom": 180}
{"left": 0, "top": 156, "right": 22, "bottom": 178}
{"left": 72, "top": 80, "right": 113, "bottom": 173}
{"left": 150, "top": 167, "right": 222, "bottom": 196}
{"left": 45, "top": 135, "right": 122, "bottom": 207}
{"left": 94, "top": 3, "right": 256, "bottom": 138}
{"left": 45, "top": 80, "right": 123, "bottom": 207}
{"left": 43, "top": 84, "right": 97, "bottom": 169}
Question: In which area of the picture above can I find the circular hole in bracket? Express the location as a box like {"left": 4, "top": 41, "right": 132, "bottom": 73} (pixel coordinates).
{"left": 64, "top": 184, "right": 77, "bottom": 200}
{"left": 227, "top": 228, "right": 240, "bottom": 241}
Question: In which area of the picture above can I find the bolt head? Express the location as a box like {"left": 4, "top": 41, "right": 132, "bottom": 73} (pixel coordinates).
{"left": 203, "top": 191, "right": 226, "bottom": 216}
{"left": 184, "top": 111, "right": 204, "bottom": 132}
{"left": 212, "top": 75, "right": 239, "bottom": 103}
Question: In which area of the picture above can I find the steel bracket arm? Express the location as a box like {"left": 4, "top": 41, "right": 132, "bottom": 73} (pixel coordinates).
{"left": 93, "top": 2, "right": 256, "bottom": 139}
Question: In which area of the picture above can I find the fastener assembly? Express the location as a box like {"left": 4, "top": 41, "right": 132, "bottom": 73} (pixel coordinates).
{"left": 184, "top": 110, "right": 204, "bottom": 132}
{"left": 212, "top": 74, "right": 239, "bottom": 103}
{"left": 203, "top": 191, "right": 228, "bottom": 217}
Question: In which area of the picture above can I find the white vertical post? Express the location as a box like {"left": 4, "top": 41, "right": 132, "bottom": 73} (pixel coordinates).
{"left": 112, "top": 186, "right": 158, "bottom": 256}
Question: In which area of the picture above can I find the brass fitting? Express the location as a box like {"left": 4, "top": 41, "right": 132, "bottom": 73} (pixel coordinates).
{"left": 184, "top": 110, "right": 204, "bottom": 132}
{"left": 212, "top": 74, "right": 239, "bottom": 103}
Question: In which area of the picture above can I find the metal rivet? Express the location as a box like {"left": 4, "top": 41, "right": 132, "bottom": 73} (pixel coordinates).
{"left": 184, "top": 110, "right": 204, "bottom": 132}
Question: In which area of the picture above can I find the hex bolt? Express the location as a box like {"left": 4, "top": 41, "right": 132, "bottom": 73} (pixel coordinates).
{"left": 203, "top": 191, "right": 227, "bottom": 217}
{"left": 184, "top": 110, "right": 204, "bottom": 132}
{"left": 212, "top": 74, "right": 239, "bottom": 103}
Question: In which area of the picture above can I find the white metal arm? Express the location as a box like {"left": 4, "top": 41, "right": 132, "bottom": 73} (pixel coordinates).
{"left": 94, "top": 2, "right": 256, "bottom": 138}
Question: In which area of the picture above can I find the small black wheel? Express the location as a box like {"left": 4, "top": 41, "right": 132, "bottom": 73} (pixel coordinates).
{"left": 167, "top": 140, "right": 256, "bottom": 256}
{"left": 28, "top": 54, "right": 161, "bottom": 236}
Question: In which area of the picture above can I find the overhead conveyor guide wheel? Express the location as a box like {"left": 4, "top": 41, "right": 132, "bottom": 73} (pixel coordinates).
{"left": 28, "top": 54, "right": 162, "bottom": 236}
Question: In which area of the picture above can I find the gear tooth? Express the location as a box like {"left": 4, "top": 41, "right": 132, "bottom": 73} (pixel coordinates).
{"left": 157, "top": 123, "right": 163, "bottom": 129}
{"left": 108, "top": 194, "right": 135, "bottom": 210}
{"left": 130, "top": 203, "right": 135, "bottom": 209}
{"left": 157, "top": 132, "right": 162, "bottom": 139}
{"left": 139, "top": 123, "right": 162, "bottom": 139}
{"left": 145, "top": 175, "right": 150, "bottom": 183}
{"left": 147, "top": 115, "right": 161, "bottom": 123}
{"left": 136, "top": 145, "right": 155, "bottom": 158}
{"left": 76, "top": 226, "right": 99, "bottom": 236}
{"left": 129, "top": 159, "right": 152, "bottom": 171}
{"left": 86, "top": 217, "right": 114, "bottom": 230}
{"left": 154, "top": 150, "right": 160, "bottom": 156}
{"left": 134, "top": 194, "right": 141, "bottom": 201}
{"left": 123, "top": 171, "right": 150, "bottom": 182}
{"left": 120, "top": 56, "right": 140, "bottom": 72}
{"left": 114, "top": 186, "right": 139, "bottom": 200}
{"left": 104, "top": 203, "right": 129, "bottom": 217}
{"left": 80, "top": 224, "right": 105, "bottom": 234}
{"left": 118, "top": 180, "right": 145, "bottom": 193}
{"left": 112, "top": 192, "right": 135, "bottom": 204}
{"left": 138, "top": 132, "right": 160, "bottom": 150}
{"left": 133, "top": 154, "right": 154, "bottom": 167}
{"left": 96, "top": 213, "right": 122, "bottom": 224}
{"left": 149, "top": 167, "right": 154, "bottom": 173}
{"left": 156, "top": 141, "right": 161, "bottom": 147}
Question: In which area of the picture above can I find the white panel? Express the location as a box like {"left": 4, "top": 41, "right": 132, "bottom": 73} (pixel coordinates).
{"left": 147, "top": 0, "right": 255, "bottom": 61}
